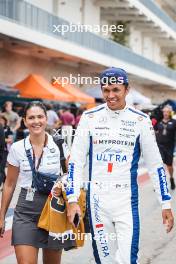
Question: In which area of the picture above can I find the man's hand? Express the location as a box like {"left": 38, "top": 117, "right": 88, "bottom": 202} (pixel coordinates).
{"left": 67, "top": 202, "right": 81, "bottom": 227}
{"left": 162, "top": 209, "right": 174, "bottom": 233}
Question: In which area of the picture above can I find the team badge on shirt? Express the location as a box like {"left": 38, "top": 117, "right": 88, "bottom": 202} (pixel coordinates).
{"left": 50, "top": 148, "right": 56, "bottom": 153}
{"left": 138, "top": 116, "right": 143, "bottom": 121}
{"left": 99, "top": 116, "right": 108, "bottom": 123}
{"left": 88, "top": 113, "right": 94, "bottom": 118}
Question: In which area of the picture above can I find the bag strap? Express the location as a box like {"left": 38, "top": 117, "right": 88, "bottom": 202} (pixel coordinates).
{"left": 24, "top": 139, "right": 36, "bottom": 188}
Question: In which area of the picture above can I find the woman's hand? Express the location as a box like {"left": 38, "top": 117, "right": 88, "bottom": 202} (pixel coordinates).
{"left": 52, "top": 183, "right": 62, "bottom": 197}
{"left": 0, "top": 216, "right": 5, "bottom": 238}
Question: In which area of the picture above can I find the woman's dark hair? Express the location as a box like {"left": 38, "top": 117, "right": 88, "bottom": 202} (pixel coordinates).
{"left": 23, "top": 101, "right": 47, "bottom": 118}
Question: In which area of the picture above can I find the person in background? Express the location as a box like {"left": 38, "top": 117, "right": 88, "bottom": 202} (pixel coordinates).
{"left": 155, "top": 105, "right": 176, "bottom": 190}
{"left": 75, "top": 108, "right": 84, "bottom": 128}
{"left": 151, "top": 116, "right": 158, "bottom": 128}
{"left": 60, "top": 107, "right": 75, "bottom": 127}
{"left": 46, "top": 104, "right": 60, "bottom": 132}
{"left": 0, "top": 124, "right": 5, "bottom": 190}
{"left": 0, "top": 115, "right": 13, "bottom": 187}
{"left": 59, "top": 107, "right": 76, "bottom": 149}
{"left": 1, "top": 101, "right": 21, "bottom": 141}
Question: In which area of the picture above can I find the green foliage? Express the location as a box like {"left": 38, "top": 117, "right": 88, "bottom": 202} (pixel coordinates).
{"left": 110, "top": 21, "right": 130, "bottom": 46}
{"left": 166, "top": 52, "right": 176, "bottom": 70}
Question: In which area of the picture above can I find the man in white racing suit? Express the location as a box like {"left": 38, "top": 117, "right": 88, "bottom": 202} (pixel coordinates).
{"left": 66, "top": 67, "right": 174, "bottom": 264}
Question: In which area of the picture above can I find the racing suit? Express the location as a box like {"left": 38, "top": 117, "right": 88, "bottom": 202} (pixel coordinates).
{"left": 66, "top": 103, "right": 171, "bottom": 264}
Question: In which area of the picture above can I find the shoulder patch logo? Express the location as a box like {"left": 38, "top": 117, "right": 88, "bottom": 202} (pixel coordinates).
{"left": 138, "top": 116, "right": 143, "bottom": 121}
{"left": 99, "top": 116, "right": 108, "bottom": 123}
{"left": 88, "top": 113, "right": 94, "bottom": 118}
{"left": 50, "top": 148, "right": 56, "bottom": 153}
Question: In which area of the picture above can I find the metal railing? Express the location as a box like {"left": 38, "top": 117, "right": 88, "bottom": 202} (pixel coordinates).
{"left": 140, "top": 0, "right": 176, "bottom": 33}
{"left": 0, "top": 0, "right": 176, "bottom": 81}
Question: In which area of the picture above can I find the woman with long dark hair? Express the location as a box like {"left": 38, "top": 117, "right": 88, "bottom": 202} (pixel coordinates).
{"left": 0, "top": 101, "right": 69, "bottom": 264}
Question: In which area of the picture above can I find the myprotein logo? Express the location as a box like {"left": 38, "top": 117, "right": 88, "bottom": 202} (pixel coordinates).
{"left": 93, "top": 139, "right": 134, "bottom": 146}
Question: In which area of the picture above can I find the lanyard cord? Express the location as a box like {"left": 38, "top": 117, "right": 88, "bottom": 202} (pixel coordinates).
{"left": 30, "top": 134, "right": 47, "bottom": 172}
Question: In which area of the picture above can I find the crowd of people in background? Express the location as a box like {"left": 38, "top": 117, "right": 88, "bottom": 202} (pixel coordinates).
{"left": 0, "top": 100, "right": 176, "bottom": 191}
{"left": 0, "top": 100, "right": 86, "bottom": 190}
{"left": 154, "top": 105, "right": 176, "bottom": 190}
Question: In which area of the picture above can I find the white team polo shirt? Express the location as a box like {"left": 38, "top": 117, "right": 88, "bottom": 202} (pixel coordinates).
{"left": 7, "top": 134, "right": 69, "bottom": 188}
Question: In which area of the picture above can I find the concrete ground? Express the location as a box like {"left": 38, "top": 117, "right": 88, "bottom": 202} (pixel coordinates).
{"left": 1, "top": 173, "right": 176, "bottom": 264}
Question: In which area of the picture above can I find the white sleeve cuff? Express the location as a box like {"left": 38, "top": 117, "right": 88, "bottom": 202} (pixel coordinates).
{"left": 162, "top": 201, "right": 171, "bottom": 210}
{"left": 68, "top": 196, "right": 78, "bottom": 203}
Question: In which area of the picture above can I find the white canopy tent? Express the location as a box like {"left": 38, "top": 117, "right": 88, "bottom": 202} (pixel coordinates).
{"left": 126, "top": 89, "right": 152, "bottom": 105}
{"left": 85, "top": 86, "right": 152, "bottom": 106}
{"left": 85, "top": 86, "right": 103, "bottom": 99}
